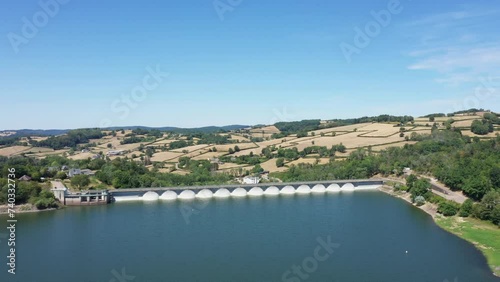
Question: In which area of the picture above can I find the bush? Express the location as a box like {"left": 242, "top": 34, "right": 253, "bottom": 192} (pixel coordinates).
{"left": 55, "top": 171, "right": 67, "bottom": 180}
{"left": 472, "top": 191, "right": 500, "bottom": 225}
{"left": 459, "top": 199, "right": 473, "bottom": 217}
{"left": 438, "top": 201, "right": 460, "bottom": 216}
{"left": 414, "top": 196, "right": 425, "bottom": 206}
{"left": 34, "top": 197, "right": 57, "bottom": 210}
{"left": 394, "top": 184, "right": 409, "bottom": 192}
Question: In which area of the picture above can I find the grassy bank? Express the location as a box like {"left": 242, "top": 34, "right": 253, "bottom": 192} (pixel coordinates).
{"left": 435, "top": 216, "right": 500, "bottom": 277}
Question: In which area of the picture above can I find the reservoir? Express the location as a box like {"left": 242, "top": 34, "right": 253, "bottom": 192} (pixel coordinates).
{"left": 1, "top": 191, "right": 498, "bottom": 281}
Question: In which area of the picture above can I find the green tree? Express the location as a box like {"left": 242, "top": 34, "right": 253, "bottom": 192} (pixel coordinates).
{"left": 276, "top": 158, "right": 285, "bottom": 168}
{"left": 55, "top": 171, "right": 67, "bottom": 180}
{"left": 473, "top": 191, "right": 500, "bottom": 225}
{"left": 490, "top": 166, "right": 500, "bottom": 189}
{"left": 471, "top": 119, "right": 493, "bottom": 135}
{"left": 438, "top": 201, "right": 460, "bottom": 216}
{"left": 251, "top": 164, "right": 264, "bottom": 174}
{"left": 406, "top": 174, "right": 418, "bottom": 189}
{"left": 462, "top": 176, "right": 492, "bottom": 201}
{"left": 459, "top": 199, "right": 473, "bottom": 217}
{"left": 71, "top": 175, "right": 90, "bottom": 190}
{"left": 410, "top": 178, "right": 431, "bottom": 201}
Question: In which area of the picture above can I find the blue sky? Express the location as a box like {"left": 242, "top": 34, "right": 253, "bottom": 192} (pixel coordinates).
{"left": 1, "top": 0, "right": 499, "bottom": 129}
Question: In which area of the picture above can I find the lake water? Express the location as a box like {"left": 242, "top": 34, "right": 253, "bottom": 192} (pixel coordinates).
{"left": 1, "top": 191, "right": 498, "bottom": 282}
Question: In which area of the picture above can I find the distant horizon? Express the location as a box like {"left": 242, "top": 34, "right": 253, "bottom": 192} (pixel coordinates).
{"left": 1, "top": 108, "right": 497, "bottom": 131}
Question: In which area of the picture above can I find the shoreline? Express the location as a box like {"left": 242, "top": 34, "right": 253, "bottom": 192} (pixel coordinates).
{"left": 378, "top": 185, "right": 500, "bottom": 277}
{"left": 0, "top": 204, "right": 60, "bottom": 215}
{"left": 378, "top": 185, "right": 439, "bottom": 217}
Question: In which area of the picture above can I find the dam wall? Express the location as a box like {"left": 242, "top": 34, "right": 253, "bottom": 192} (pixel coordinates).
{"left": 110, "top": 179, "right": 385, "bottom": 203}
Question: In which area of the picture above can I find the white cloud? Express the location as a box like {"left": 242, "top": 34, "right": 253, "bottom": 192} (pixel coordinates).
{"left": 404, "top": 7, "right": 500, "bottom": 88}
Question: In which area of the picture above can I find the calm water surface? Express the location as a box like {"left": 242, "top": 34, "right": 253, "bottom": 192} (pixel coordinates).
{"left": 1, "top": 191, "right": 498, "bottom": 282}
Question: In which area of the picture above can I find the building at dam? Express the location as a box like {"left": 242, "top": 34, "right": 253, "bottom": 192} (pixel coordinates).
{"left": 52, "top": 187, "right": 110, "bottom": 206}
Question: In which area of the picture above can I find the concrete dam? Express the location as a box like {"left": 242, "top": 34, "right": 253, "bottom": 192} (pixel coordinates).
{"left": 109, "top": 179, "right": 385, "bottom": 202}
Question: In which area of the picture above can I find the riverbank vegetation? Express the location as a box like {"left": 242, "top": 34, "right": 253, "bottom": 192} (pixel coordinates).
{"left": 436, "top": 216, "right": 500, "bottom": 276}
{"left": 274, "top": 130, "right": 500, "bottom": 221}
{"left": 0, "top": 178, "right": 58, "bottom": 210}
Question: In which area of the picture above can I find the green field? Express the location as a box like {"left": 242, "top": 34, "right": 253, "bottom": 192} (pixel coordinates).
{"left": 436, "top": 216, "right": 500, "bottom": 277}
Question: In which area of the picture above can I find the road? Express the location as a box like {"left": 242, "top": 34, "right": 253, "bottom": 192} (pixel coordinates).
{"left": 385, "top": 176, "right": 468, "bottom": 204}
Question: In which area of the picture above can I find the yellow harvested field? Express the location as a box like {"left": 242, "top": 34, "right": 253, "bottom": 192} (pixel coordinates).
{"left": 250, "top": 125, "right": 280, "bottom": 134}
{"left": 232, "top": 147, "right": 263, "bottom": 157}
{"left": 151, "top": 151, "right": 183, "bottom": 162}
{"left": 451, "top": 114, "right": 483, "bottom": 119}
{"left": 171, "top": 144, "right": 208, "bottom": 153}
{"left": 114, "top": 143, "right": 149, "bottom": 151}
{"left": 358, "top": 123, "right": 402, "bottom": 137}
{"left": 184, "top": 149, "right": 211, "bottom": 158}
{"left": 260, "top": 159, "right": 288, "bottom": 173}
{"left": 409, "top": 128, "right": 432, "bottom": 132}
{"left": 68, "top": 152, "right": 96, "bottom": 160}
{"left": 255, "top": 138, "right": 287, "bottom": 148}
{"left": 287, "top": 158, "right": 330, "bottom": 166}
{"left": 452, "top": 116, "right": 481, "bottom": 121}
{"left": 282, "top": 132, "right": 405, "bottom": 151}
{"left": 452, "top": 120, "right": 474, "bottom": 127}
{"left": 249, "top": 132, "right": 274, "bottom": 139}
{"left": 214, "top": 143, "right": 257, "bottom": 152}
{"left": 0, "top": 146, "right": 30, "bottom": 156}
{"left": 255, "top": 136, "right": 300, "bottom": 147}
{"left": 125, "top": 150, "right": 142, "bottom": 159}
{"left": 217, "top": 165, "right": 253, "bottom": 173}
{"left": 32, "top": 149, "right": 69, "bottom": 158}
{"left": 310, "top": 123, "right": 372, "bottom": 135}
{"left": 218, "top": 162, "right": 247, "bottom": 170}
{"left": 191, "top": 151, "right": 226, "bottom": 160}
{"left": 149, "top": 139, "right": 176, "bottom": 145}
{"left": 94, "top": 138, "right": 121, "bottom": 149}
{"left": 230, "top": 135, "right": 250, "bottom": 142}
{"left": 413, "top": 122, "right": 433, "bottom": 126}
{"left": 24, "top": 147, "right": 55, "bottom": 153}
{"left": 113, "top": 130, "right": 133, "bottom": 137}
{"left": 30, "top": 136, "right": 48, "bottom": 142}
{"left": 414, "top": 115, "right": 480, "bottom": 123}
